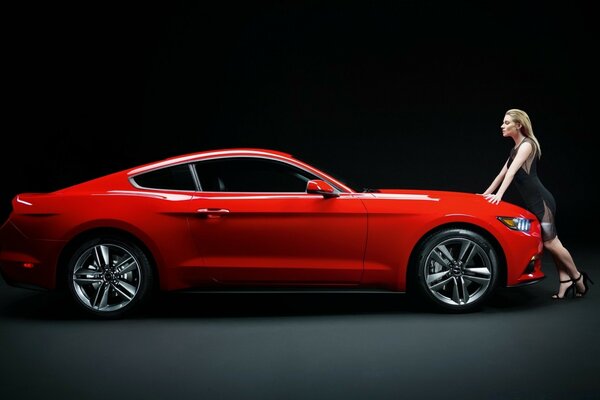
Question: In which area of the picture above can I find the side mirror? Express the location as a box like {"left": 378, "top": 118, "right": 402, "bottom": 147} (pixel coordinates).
{"left": 306, "top": 180, "right": 339, "bottom": 198}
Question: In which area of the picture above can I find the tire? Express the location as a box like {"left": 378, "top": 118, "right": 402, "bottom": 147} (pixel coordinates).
{"left": 415, "top": 228, "right": 499, "bottom": 312}
{"left": 66, "top": 236, "right": 153, "bottom": 318}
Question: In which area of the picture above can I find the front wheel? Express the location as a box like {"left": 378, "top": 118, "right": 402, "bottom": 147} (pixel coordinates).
{"left": 415, "top": 228, "right": 499, "bottom": 312}
{"left": 66, "top": 236, "right": 153, "bottom": 318}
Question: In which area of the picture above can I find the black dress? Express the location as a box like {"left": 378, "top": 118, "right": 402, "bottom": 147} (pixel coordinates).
{"left": 507, "top": 138, "right": 557, "bottom": 242}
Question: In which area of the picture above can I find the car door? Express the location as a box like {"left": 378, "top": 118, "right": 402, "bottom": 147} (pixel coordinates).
{"left": 186, "top": 156, "right": 367, "bottom": 285}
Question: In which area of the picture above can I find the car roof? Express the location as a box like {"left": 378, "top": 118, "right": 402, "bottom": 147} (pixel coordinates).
{"left": 128, "top": 148, "right": 294, "bottom": 175}
{"left": 124, "top": 148, "right": 356, "bottom": 193}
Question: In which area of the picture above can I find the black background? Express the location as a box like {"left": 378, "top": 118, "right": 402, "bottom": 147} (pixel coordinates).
{"left": 3, "top": 3, "right": 600, "bottom": 399}
{"left": 4, "top": 1, "right": 598, "bottom": 243}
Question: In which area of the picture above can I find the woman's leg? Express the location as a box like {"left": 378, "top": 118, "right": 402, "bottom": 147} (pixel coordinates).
{"left": 549, "top": 252, "right": 572, "bottom": 298}
{"left": 544, "top": 236, "right": 584, "bottom": 295}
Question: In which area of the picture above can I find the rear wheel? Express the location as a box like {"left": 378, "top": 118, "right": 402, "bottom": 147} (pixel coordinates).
{"left": 415, "top": 228, "right": 499, "bottom": 312}
{"left": 66, "top": 236, "right": 153, "bottom": 318}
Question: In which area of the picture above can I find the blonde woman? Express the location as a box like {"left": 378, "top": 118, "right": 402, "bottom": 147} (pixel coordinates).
{"left": 482, "top": 109, "right": 592, "bottom": 299}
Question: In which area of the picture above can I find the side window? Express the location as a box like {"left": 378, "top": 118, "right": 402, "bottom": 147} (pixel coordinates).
{"left": 132, "top": 164, "right": 197, "bottom": 191}
{"left": 193, "top": 158, "right": 320, "bottom": 192}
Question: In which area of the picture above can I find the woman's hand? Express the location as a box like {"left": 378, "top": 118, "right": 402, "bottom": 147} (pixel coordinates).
{"left": 483, "top": 193, "right": 502, "bottom": 205}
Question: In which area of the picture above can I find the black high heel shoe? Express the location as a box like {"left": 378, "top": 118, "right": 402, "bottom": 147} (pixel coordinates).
{"left": 575, "top": 271, "right": 594, "bottom": 298}
{"left": 552, "top": 278, "right": 576, "bottom": 299}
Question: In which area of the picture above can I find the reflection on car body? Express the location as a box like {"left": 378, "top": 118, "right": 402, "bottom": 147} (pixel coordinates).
{"left": 0, "top": 148, "right": 544, "bottom": 317}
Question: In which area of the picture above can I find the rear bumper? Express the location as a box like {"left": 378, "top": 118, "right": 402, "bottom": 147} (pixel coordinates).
{"left": 0, "top": 220, "right": 65, "bottom": 290}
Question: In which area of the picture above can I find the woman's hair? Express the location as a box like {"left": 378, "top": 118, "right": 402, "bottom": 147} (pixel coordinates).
{"left": 506, "top": 108, "right": 542, "bottom": 158}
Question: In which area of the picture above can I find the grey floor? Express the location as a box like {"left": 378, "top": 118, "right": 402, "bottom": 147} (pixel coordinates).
{"left": 1, "top": 244, "right": 598, "bottom": 400}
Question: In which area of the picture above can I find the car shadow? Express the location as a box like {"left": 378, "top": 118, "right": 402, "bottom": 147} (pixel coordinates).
{"left": 0, "top": 285, "right": 550, "bottom": 321}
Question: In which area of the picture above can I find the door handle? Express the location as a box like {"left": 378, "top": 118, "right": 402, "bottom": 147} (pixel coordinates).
{"left": 197, "top": 208, "right": 230, "bottom": 218}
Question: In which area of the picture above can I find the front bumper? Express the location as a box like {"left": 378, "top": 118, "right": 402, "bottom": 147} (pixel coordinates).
{"left": 501, "top": 220, "right": 545, "bottom": 287}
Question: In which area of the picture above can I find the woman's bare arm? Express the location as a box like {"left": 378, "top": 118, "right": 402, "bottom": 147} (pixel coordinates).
{"left": 482, "top": 160, "right": 508, "bottom": 195}
{"left": 484, "top": 142, "right": 533, "bottom": 204}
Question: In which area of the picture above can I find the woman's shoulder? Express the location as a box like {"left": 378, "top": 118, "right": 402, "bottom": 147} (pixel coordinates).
{"left": 522, "top": 137, "right": 535, "bottom": 145}
{"left": 521, "top": 138, "right": 535, "bottom": 147}
{"left": 519, "top": 138, "right": 537, "bottom": 157}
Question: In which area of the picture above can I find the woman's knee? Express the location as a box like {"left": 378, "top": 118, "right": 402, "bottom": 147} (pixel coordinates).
{"left": 543, "top": 237, "right": 561, "bottom": 252}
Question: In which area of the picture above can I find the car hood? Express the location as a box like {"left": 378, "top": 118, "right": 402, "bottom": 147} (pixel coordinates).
{"left": 374, "top": 188, "right": 477, "bottom": 200}
{"left": 368, "top": 189, "right": 534, "bottom": 218}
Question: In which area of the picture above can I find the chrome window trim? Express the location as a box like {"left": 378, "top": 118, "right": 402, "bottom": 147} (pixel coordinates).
{"left": 129, "top": 155, "right": 348, "bottom": 194}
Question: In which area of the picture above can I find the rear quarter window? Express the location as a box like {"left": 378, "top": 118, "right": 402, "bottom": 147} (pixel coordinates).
{"left": 132, "top": 164, "right": 197, "bottom": 191}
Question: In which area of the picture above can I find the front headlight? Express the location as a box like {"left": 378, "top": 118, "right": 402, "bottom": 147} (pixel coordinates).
{"left": 497, "top": 216, "right": 531, "bottom": 232}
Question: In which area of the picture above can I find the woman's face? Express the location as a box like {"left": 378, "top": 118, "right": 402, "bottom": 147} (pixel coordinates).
{"left": 501, "top": 114, "right": 521, "bottom": 138}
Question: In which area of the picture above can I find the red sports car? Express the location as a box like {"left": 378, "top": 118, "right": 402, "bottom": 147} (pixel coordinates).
{"left": 0, "top": 148, "right": 544, "bottom": 317}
